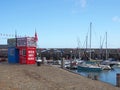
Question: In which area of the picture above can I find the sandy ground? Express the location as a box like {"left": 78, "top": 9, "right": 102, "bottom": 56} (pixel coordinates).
{"left": 0, "top": 62, "right": 119, "bottom": 90}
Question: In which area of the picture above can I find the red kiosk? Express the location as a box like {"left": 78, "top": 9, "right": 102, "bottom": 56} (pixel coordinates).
{"left": 17, "top": 37, "right": 37, "bottom": 64}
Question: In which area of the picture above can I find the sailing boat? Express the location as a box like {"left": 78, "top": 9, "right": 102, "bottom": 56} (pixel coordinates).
{"left": 101, "top": 32, "right": 120, "bottom": 68}
{"left": 77, "top": 22, "right": 102, "bottom": 72}
{"left": 98, "top": 32, "right": 111, "bottom": 70}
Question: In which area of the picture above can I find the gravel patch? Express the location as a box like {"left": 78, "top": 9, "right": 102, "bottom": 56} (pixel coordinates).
{"left": 0, "top": 62, "right": 119, "bottom": 90}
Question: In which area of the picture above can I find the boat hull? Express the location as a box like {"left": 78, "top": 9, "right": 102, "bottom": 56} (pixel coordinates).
{"left": 77, "top": 65, "right": 102, "bottom": 72}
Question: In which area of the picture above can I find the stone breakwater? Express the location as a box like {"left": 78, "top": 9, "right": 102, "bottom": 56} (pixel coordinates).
{"left": 0, "top": 63, "right": 119, "bottom": 90}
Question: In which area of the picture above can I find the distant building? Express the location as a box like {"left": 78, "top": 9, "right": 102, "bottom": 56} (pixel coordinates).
{"left": 0, "top": 44, "right": 120, "bottom": 60}
{"left": 0, "top": 45, "right": 8, "bottom": 49}
{"left": 0, "top": 44, "right": 8, "bottom": 57}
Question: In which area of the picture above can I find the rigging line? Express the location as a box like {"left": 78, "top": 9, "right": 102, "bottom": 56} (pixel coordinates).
{"left": 81, "top": 27, "right": 90, "bottom": 50}
{"left": 91, "top": 23, "right": 100, "bottom": 48}
{"left": 101, "top": 33, "right": 106, "bottom": 48}
{"left": 76, "top": 36, "right": 81, "bottom": 48}
{"left": 82, "top": 37, "right": 86, "bottom": 49}
{"left": 82, "top": 32, "right": 89, "bottom": 52}
{"left": 86, "top": 28, "right": 89, "bottom": 49}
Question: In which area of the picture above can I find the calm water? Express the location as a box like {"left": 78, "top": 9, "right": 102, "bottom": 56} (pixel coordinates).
{"left": 74, "top": 67, "right": 120, "bottom": 86}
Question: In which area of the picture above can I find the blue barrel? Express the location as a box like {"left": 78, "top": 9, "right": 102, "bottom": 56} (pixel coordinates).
{"left": 8, "top": 47, "right": 19, "bottom": 63}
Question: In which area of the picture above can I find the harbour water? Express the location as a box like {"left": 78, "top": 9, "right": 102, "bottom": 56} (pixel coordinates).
{"left": 74, "top": 67, "right": 120, "bottom": 86}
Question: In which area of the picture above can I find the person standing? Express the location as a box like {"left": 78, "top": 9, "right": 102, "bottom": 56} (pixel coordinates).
{"left": 36, "top": 57, "right": 42, "bottom": 66}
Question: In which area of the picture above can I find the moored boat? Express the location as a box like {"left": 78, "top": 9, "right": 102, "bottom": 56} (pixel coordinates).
{"left": 99, "top": 64, "right": 111, "bottom": 70}
{"left": 77, "top": 62, "right": 102, "bottom": 72}
{"left": 101, "top": 59, "right": 120, "bottom": 67}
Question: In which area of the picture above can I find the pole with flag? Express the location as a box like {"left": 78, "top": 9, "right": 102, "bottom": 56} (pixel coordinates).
{"left": 34, "top": 29, "right": 38, "bottom": 48}
{"left": 34, "top": 29, "right": 38, "bottom": 42}
{"left": 34, "top": 29, "right": 38, "bottom": 62}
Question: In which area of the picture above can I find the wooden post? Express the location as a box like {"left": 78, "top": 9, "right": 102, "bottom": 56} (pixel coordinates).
{"left": 116, "top": 73, "right": 120, "bottom": 87}
{"left": 70, "top": 50, "right": 72, "bottom": 69}
{"left": 94, "top": 75, "right": 98, "bottom": 80}
{"left": 61, "top": 58, "right": 64, "bottom": 68}
{"left": 87, "top": 74, "right": 91, "bottom": 78}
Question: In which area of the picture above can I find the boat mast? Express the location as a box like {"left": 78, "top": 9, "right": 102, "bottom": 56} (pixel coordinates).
{"left": 100, "top": 36, "right": 102, "bottom": 59}
{"left": 86, "top": 35, "right": 88, "bottom": 50}
{"left": 90, "top": 22, "right": 92, "bottom": 60}
{"left": 105, "top": 32, "right": 108, "bottom": 60}
{"left": 77, "top": 37, "right": 81, "bottom": 59}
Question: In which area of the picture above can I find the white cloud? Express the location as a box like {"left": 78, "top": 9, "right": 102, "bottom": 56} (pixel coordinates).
{"left": 64, "top": 0, "right": 87, "bottom": 14}
{"left": 80, "top": 0, "right": 87, "bottom": 8}
{"left": 74, "top": 0, "right": 87, "bottom": 8}
{"left": 112, "top": 16, "right": 120, "bottom": 22}
{"left": 65, "top": 0, "right": 87, "bottom": 8}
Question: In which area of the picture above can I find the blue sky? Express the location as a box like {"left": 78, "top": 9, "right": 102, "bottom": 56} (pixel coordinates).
{"left": 0, "top": 0, "right": 120, "bottom": 48}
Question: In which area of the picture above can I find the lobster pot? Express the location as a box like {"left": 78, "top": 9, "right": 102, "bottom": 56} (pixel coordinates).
{"left": 8, "top": 47, "right": 19, "bottom": 63}
{"left": 19, "top": 47, "right": 36, "bottom": 64}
